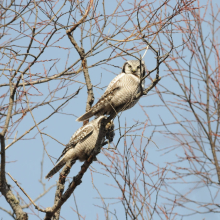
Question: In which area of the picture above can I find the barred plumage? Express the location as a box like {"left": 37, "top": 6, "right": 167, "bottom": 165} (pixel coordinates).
{"left": 77, "top": 60, "right": 145, "bottom": 122}
{"left": 45, "top": 116, "right": 114, "bottom": 179}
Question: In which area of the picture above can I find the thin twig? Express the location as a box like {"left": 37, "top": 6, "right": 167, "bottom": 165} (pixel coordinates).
{"left": 7, "top": 173, "right": 47, "bottom": 212}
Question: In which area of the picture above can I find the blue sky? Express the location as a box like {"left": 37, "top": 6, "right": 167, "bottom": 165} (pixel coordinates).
{"left": 1, "top": 0, "right": 220, "bottom": 219}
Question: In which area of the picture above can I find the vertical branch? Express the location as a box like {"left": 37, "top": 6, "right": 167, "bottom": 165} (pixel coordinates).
{"left": 66, "top": 0, "right": 94, "bottom": 125}
{"left": 1, "top": 81, "right": 15, "bottom": 137}
{"left": 0, "top": 137, "right": 28, "bottom": 220}
{"left": 65, "top": 41, "right": 94, "bottom": 125}
{"left": 68, "top": 42, "right": 94, "bottom": 112}
{"left": 0, "top": 81, "right": 14, "bottom": 188}
{"left": 81, "top": 55, "right": 94, "bottom": 114}
{"left": 52, "top": 161, "right": 75, "bottom": 220}
{"left": 0, "top": 79, "right": 28, "bottom": 219}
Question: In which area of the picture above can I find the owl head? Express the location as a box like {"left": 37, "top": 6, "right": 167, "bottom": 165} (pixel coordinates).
{"left": 122, "top": 60, "right": 146, "bottom": 78}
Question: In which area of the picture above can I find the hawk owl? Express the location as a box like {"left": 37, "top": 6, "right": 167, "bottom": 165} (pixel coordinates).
{"left": 45, "top": 116, "right": 115, "bottom": 179}
{"left": 77, "top": 60, "right": 146, "bottom": 122}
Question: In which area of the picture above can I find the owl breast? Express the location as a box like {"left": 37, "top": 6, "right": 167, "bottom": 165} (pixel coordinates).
{"left": 111, "top": 73, "right": 141, "bottom": 111}
{"left": 74, "top": 128, "right": 105, "bottom": 162}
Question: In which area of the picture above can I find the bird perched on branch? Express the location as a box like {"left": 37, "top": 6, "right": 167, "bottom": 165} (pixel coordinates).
{"left": 77, "top": 60, "right": 146, "bottom": 122}
{"left": 45, "top": 116, "right": 114, "bottom": 179}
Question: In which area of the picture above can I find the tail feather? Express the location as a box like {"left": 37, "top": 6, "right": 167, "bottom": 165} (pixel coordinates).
{"left": 45, "top": 159, "right": 66, "bottom": 179}
{"left": 76, "top": 110, "right": 94, "bottom": 122}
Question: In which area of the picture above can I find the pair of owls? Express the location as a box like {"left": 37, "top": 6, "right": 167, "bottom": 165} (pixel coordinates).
{"left": 45, "top": 60, "right": 146, "bottom": 179}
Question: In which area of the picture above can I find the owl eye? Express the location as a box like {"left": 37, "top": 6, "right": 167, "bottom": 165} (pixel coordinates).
{"left": 137, "top": 66, "right": 140, "bottom": 69}
{"left": 128, "top": 64, "right": 132, "bottom": 68}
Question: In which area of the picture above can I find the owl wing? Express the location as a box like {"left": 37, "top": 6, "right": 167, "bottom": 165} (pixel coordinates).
{"left": 56, "top": 124, "right": 94, "bottom": 163}
{"left": 104, "top": 73, "right": 125, "bottom": 94}
{"left": 90, "top": 84, "right": 120, "bottom": 112}
{"left": 76, "top": 73, "right": 125, "bottom": 122}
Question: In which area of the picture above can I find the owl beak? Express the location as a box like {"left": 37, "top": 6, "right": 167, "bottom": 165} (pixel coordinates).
{"left": 132, "top": 68, "right": 136, "bottom": 72}
{"left": 131, "top": 68, "right": 138, "bottom": 76}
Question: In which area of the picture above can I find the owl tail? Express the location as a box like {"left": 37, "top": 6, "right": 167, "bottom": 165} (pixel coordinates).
{"left": 76, "top": 110, "right": 94, "bottom": 122}
{"left": 45, "top": 159, "right": 66, "bottom": 179}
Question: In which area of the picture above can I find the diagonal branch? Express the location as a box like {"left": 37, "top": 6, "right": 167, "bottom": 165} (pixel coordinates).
{"left": 7, "top": 173, "right": 46, "bottom": 213}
